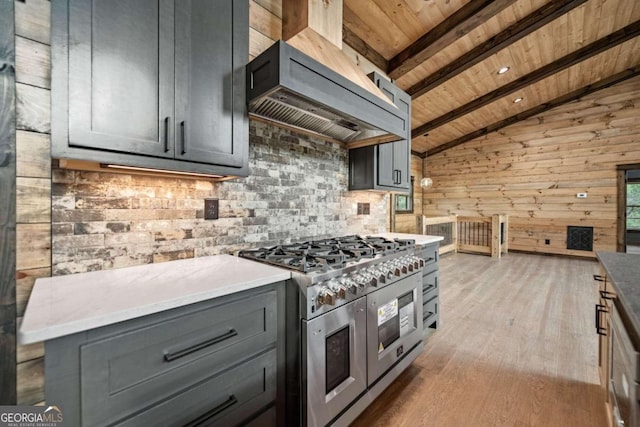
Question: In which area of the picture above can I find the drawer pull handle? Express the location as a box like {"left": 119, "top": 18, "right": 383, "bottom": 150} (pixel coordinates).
{"left": 164, "top": 329, "right": 238, "bottom": 362}
{"left": 600, "top": 290, "right": 616, "bottom": 300}
{"left": 593, "top": 274, "right": 605, "bottom": 282}
{"left": 595, "top": 304, "right": 608, "bottom": 336}
{"left": 184, "top": 395, "right": 238, "bottom": 427}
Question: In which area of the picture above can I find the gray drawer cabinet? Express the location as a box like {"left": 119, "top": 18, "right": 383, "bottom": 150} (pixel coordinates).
{"left": 45, "top": 283, "right": 285, "bottom": 426}
{"left": 416, "top": 243, "right": 440, "bottom": 337}
{"left": 51, "top": 0, "right": 249, "bottom": 177}
{"left": 348, "top": 72, "right": 411, "bottom": 192}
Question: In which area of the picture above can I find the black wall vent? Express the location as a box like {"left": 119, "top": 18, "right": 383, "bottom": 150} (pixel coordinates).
{"left": 567, "top": 226, "right": 594, "bottom": 251}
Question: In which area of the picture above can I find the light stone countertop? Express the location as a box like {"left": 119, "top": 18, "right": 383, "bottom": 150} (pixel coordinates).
{"left": 371, "top": 232, "right": 444, "bottom": 246}
{"left": 19, "top": 255, "right": 291, "bottom": 345}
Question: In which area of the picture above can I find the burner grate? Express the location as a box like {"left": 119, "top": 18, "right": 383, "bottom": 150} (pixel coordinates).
{"left": 238, "top": 235, "right": 416, "bottom": 273}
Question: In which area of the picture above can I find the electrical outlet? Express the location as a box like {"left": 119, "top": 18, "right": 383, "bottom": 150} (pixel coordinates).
{"left": 357, "top": 203, "right": 363, "bottom": 215}
{"left": 204, "top": 199, "right": 219, "bottom": 220}
{"left": 545, "top": 239, "right": 550, "bottom": 245}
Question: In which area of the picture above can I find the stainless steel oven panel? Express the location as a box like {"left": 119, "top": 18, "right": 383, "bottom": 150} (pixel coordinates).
{"left": 303, "top": 297, "right": 367, "bottom": 427}
{"left": 366, "top": 272, "right": 423, "bottom": 386}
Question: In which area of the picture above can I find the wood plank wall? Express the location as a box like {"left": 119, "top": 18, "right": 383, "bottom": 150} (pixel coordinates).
{"left": 423, "top": 75, "right": 640, "bottom": 258}
{"left": 14, "top": 0, "right": 51, "bottom": 405}
{"left": 0, "top": 0, "right": 17, "bottom": 405}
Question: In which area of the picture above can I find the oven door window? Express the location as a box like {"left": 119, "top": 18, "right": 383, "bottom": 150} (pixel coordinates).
{"left": 326, "top": 326, "right": 350, "bottom": 393}
{"left": 377, "top": 291, "right": 415, "bottom": 353}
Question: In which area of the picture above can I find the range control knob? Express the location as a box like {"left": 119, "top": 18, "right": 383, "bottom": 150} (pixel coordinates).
{"left": 317, "top": 287, "right": 336, "bottom": 307}
{"left": 330, "top": 283, "right": 347, "bottom": 299}
{"left": 371, "top": 268, "right": 386, "bottom": 285}
{"left": 353, "top": 274, "right": 368, "bottom": 289}
{"left": 340, "top": 277, "right": 357, "bottom": 294}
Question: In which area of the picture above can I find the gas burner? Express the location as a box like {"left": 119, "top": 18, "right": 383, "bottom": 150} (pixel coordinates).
{"left": 238, "top": 235, "right": 416, "bottom": 274}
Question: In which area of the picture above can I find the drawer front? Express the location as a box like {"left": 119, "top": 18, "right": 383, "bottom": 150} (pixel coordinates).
{"left": 116, "top": 349, "right": 277, "bottom": 427}
{"left": 423, "top": 295, "right": 439, "bottom": 327}
{"left": 416, "top": 243, "right": 439, "bottom": 274}
{"left": 81, "top": 290, "right": 277, "bottom": 426}
{"left": 423, "top": 270, "right": 439, "bottom": 299}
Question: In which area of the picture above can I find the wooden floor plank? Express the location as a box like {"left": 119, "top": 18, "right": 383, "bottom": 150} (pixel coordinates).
{"left": 353, "top": 252, "right": 607, "bottom": 427}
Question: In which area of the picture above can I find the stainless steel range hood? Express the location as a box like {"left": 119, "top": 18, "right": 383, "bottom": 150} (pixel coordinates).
{"left": 246, "top": 40, "right": 409, "bottom": 144}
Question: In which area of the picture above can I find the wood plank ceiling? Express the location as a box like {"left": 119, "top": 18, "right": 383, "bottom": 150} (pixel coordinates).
{"left": 343, "top": 0, "right": 640, "bottom": 157}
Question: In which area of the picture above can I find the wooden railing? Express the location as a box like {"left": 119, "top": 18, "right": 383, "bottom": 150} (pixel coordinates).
{"left": 422, "top": 214, "right": 508, "bottom": 258}
{"left": 422, "top": 215, "right": 457, "bottom": 255}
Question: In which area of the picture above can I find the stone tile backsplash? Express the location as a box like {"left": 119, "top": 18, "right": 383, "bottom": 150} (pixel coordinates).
{"left": 51, "top": 121, "right": 388, "bottom": 276}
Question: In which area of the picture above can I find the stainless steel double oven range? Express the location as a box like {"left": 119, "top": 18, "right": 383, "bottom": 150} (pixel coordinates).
{"left": 239, "top": 235, "right": 425, "bottom": 426}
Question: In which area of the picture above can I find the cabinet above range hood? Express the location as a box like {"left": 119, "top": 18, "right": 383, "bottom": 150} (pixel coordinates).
{"left": 247, "top": 40, "right": 409, "bottom": 144}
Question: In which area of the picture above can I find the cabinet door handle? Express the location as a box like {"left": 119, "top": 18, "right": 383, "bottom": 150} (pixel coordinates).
{"left": 184, "top": 395, "right": 238, "bottom": 427}
{"left": 595, "top": 304, "right": 608, "bottom": 336}
{"left": 398, "top": 170, "right": 402, "bottom": 184}
{"left": 163, "top": 117, "right": 169, "bottom": 152}
{"left": 593, "top": 274, "right": 605, "bottom": 282}
{"left": 180, "top": 120, "right": 186, "bottom": 155}
{"left": 600, "top": 290, "right": 616, "bottom": 300}
{"left": 164, "top": 329, "right": 237, "bottom": 362}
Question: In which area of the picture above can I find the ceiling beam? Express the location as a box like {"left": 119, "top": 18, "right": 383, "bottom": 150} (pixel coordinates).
{"left": 342, "top": 25, "right": 389, "bottom": 72}
{"left": 423, "top": 66, "right": 640, "bottom": 157}
{"left": 388, "top": 0, "right": 518, "bottom": 80}
{"left": 412, "top": 20, "right": 640, "bottom": 139}
{"left": 407, "top": 0, "right": 588, "bottom": 99}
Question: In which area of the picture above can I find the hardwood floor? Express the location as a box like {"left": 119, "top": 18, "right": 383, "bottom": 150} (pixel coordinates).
{"left": 352, "top": 252, "right": 608, "bottom": 427}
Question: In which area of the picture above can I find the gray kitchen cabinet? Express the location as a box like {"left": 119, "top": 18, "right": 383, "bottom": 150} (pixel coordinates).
{"left": 416, "top": 242, "right": 440, "bottom": 337}
{"left": 45, "top": 283, "right": 285, "bottom": 426}
{"left": 349, "top": 73, "right": 411, "bottom": 192}
{"left": 51, "top": 0, "right": 249, "bottom": 176}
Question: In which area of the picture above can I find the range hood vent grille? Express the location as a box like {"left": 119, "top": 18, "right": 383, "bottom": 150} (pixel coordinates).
{"left": 250, "top": 89, "right": 390, "bottom": 142}
{"left": 246, "top": 41, "right": 409, "bottom": 144}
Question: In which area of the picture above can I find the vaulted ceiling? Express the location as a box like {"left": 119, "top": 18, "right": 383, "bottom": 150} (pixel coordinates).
{"left": 342, "top": 0, "right": 640, "bottom": 157}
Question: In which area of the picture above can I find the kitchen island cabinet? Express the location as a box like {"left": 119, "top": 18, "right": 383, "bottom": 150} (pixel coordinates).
{"left": 51, "top": 0, "right": 249, "bottom": 177}
{"left": 19, "top": 255, "right": 290, "bottom": 426}
{"left": 596, "top": 252, "right": 640, "bottom": 427}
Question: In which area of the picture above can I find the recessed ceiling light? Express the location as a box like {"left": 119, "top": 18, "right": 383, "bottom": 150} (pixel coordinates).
{"left": 513, "top": 97, "right": 524, "bottom": 103}
{"left": 497, "top": 66, "right": 510, "bottom": 75}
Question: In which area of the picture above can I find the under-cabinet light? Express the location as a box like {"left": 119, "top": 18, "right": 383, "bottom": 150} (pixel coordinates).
{"left": 497, "top": 66, "right": 510, "bottom": 75}
{"left": 101, "top": 164, "right": 224, "bottom": 178}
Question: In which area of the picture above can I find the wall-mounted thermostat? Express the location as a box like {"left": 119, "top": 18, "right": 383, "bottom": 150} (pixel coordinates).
{"left": 576, "top": 192, "right": 588, "bottom": 199}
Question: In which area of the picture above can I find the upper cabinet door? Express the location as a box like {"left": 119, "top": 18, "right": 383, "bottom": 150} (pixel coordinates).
{"left": 393, "top": 139, "right": 410, "bottom": 189}
{"left": 68, "top": 0, "right": 175, "bottom": 157}
{"left": 377, "top": 142, "right": 396, "bottom": 188}
{"left": 174, "top": 0, "right": 247, "bottom": 167}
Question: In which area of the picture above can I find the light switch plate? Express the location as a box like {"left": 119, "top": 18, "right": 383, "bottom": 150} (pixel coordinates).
{"left": 204, "top": 199, "right": 219, "bottom": 220}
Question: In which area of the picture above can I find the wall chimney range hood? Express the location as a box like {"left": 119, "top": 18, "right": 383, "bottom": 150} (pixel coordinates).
{"left": 246, "top": 40, "right": 409, "bottom": 144}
